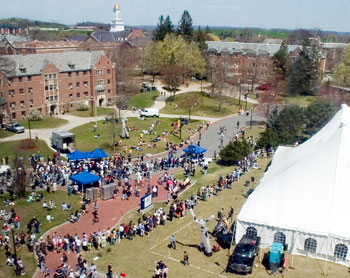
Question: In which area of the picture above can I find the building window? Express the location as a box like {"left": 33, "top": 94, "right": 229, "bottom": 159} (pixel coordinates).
{"left": 304, "top": 238, "right": 317, "bottom": 253}
{"left": 45, "top": 73, "right": 57, "bottom": 80}
{"left": 20, "top": 100, "right": 25, "bottom": 107}
{"left": 107, "top": 89, "right": 111, "bottom": 94}
{"left": 76, "top": 82, "right": 80, "bottom": 87}
{"left": 76, "top": 72, "right": 80, "bottom": 76}
{"left": 18, "top": 77, "right": 23, "bottom": 82}
{"left": 29, "top": 99, "right": 33, "bottom": 106}
{"left": 8, "top": 78, "right": 13, "bottom": 84}
{"left": 83, "top": 92, "right": 89, "bottom": 97}
{"left": 27, "top": 76, "right": 32, "bottom": 81}
{"left": 21, "top": 111, "right": 26, "bottom": 117}
{"left": 96, "top": 80, "right": 104, "bottom": 85}
{"left": 246, "top": 226, "right": 257, "bottom": 237}
{"left": 334, "top": 244, "right": 348, "bottom": 260}
{"left": 77, "top": 93, "right": 80, "bottom": 98}
{"left": 10, "top": 102, "right": 16, "bottom": 108}
{"left": 107, "top": 79, "right": 111, "bottom": 84}
{"left": 68, "top": 72, "right": 72, "bottom": 77}
{"left": 273, "top": 232, "right": 286, "bottom": 245}
{"left": 96, "top": 69, "right": 104, "bottom": 76}
{"left": 19, "top": 88, "right": 24, "bottom": 94}
{"left": 11, "top": 112, "right": 16, "bottom": 119}
{"left": 9, "top": 90, "right": 14, "bottom": 96}
{"left": 107, "top": 69, "right": 111, "bottom": 74}
{"left": 83, "top": 81, "right": 88, "bottom": 87}
{"left": 69, "top": 83, "right": 73, "bottom": 89}
{"left": 69, "top": 94, "right": 73, "bottom": 99}
{"left": 28, "top": 87, "right": 33, "bottom": 93}
{"left": 83, "top": 71, "right": 87, "bottom": 76}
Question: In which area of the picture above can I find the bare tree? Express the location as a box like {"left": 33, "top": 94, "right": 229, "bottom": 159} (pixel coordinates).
{"left": 179, "top": 93, "right": 202, "bottom": 120}
{"left": 11, "top": 154, "right": 27, "bottom": 198}
{"left": 0, "top": 56, "right": 16, "bottom": 75}
{"left": 161, "top": 64, "right": 184, "bottom": 102}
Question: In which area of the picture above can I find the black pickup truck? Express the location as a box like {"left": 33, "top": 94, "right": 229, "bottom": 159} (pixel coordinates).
{"left": 226, "top": 234, "right": 261, "bottom": 274}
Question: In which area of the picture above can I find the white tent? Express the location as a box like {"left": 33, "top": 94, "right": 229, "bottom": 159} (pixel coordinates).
{"left": 236, "top": 104, "right": 350, "bottom": 266}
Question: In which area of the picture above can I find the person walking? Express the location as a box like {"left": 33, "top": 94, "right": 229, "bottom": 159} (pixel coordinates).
{"left": 170, "top": 234, "right": 176, "bottom": 249}
{"left": 183, "top": 251, "right": 189, "bottom": 265}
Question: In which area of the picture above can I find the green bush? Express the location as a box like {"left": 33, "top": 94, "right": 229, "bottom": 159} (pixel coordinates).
{"left": 28, "top": 109, "right": 43, "bottom": 121}
{"left": 77, "top": 102, "right": 89, "bottom": 111}
{"left": 219, "top": 139, "right": 251, "bottom": 166}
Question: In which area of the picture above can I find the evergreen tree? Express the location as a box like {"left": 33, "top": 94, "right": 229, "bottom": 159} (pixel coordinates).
{"left": 219, "top": 140, "right": 251, "bottom": 166}
{"left": 153, "top": 15, "right": 174, "bottom": 41}
{"left": 273, "top": 40, "right": 289, "bottom": 79}
{"left": 177, "top": 10, "right": 194, "bottom": 42}
{"left": 194, "top": 26, "right": 208, "bottom": 53}
{"left": 288, "top": 44, "right": 321, "bottom": 96}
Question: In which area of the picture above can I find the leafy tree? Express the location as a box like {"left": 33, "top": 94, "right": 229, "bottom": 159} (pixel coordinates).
{"left": 333, "top": 44, "right": 350, "bottom": 87}
{"left": 194, "top": 26, "right": 208, "bottom": 53}
{"left": 273, "top": 40, "right": 289, "bottom": 79}
{"left": 288, "top": 45, "right": 321, "bottom": 96}
{"left": 255, "top": 90, "right": 283, "bottom": 117}
{"left": 153, "top": 15, "right": 174, "bottom": 41}
{"left": 161, "top": 64, "right": 183, "bottom": 101}
{"left": 304, "top": 100, "right": 337, "bottom": 136}
{"left": 143, "top": 43, "right": 162, "bottom": 84}
{"left": 219, "top": 140, "right": 251, "bottom": 165}
{"left": 177, "top": 10, "right": 194, "bottom": 42}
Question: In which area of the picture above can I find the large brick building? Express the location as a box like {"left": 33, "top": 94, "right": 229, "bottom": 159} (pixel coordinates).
{"left": 206, "top": 41, "right": 348, "bottom": 87}
{"left": 0, "top": 51, "right": 116, "bottom": 121}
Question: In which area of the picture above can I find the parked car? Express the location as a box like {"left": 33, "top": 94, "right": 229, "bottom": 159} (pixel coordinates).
{"left": 226, "top": 234, "right": 261, "bottom": 274}
{"left": 139, "top": 108, "right": 159, "bottom": 117}
{"left": 2, "top": 122, "right": 25, "bottom": 133}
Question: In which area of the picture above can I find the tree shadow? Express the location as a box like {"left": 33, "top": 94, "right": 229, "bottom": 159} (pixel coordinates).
{"left": 176, "top": 240, "right": 199, "bottom": 249}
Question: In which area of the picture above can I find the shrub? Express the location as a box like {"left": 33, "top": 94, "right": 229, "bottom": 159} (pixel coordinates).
{"left": 219, "top": 139, "right": 251, "bottom": 166}
{"left": 77, "top": 103, "right": 89, "bottom": 111}
{"left": 28, "top": 109, "right": 43, "bottom": 121}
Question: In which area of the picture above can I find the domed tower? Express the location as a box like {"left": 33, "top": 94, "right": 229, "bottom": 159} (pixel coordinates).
{"left": 110, "top": 2, "right": 125, "bottom": 32}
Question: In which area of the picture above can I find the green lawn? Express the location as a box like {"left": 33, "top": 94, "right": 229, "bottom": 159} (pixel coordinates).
{"left": 161, "top": 92, "right": 253, "bottom": 118}
{"left": 282, "top": 95, "right": 319, "bottom": 106}
{"left": 68, "top": 107, "right": 115, "bottom": 118}
{"left": 82, "top": 157, "right": 347, "bottom": 278}
{"left": 70, "top": 117, "right": 201, "bottom": 157}
{"left": 0, "top": 140, "right": 56, "bottom": 167}
{"left": 0, "top": 191, "right": 82, "bottom": 278}
{"left": 128, "top": 90, "right": 159, "bottom": 109}
{"left": 18, "top": 117, "right": 68, "bottom": 129}
{"left": 0, "top": 128, "right": 13, "bottom": 139}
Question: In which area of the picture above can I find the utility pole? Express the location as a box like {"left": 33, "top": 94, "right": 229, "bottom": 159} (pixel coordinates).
{"left": 179, "top": 116, "right": 182, "bottom": 140}
{"left": 250, "top": 108, "right": 253, "bottom": 129}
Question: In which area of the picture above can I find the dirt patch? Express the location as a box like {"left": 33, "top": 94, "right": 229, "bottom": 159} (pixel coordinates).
{"left": 17, "top": 139, "right": 39, "bottom": 152}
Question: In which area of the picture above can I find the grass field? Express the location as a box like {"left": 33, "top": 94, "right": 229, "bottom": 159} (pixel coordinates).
{"left": 83, "top": 157, "right": 347, "bottom": 278}
{"left": 70, "top": 117, "right": 201, "bottom": 157}
{"left": 128, "top": 90, "right": 159, "bottom": 109}
{"left": 282, "top": 95, "right": 319, "bottom": 106}
{"left": 18, "top": 117, "right": 68, "bottom": 129}
{"left": 0, "top": 139, "right": 56, "bottom": 167}
{"left": 0, "top": 191, "right": 82, "bottom": 278}
{"left": 68, "top": 107, "right": 115, "bottom": 118}
{"left": 161, "top": 92, "right": 253, "bottom": 118}
{"left": 0, "top": 128, "right": 13, "bottom": 139}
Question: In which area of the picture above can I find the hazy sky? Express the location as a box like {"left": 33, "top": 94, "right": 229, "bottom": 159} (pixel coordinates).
{"left": 2, "top": 0, "right": 349, "bottom": 32}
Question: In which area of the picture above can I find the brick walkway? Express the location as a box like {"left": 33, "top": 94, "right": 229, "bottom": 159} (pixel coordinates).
{"left": 35, "top": 169, "right": 180, "bottom": 278}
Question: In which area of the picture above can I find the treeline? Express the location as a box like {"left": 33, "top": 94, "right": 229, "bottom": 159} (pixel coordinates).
{"left": 0, "top": 17, "right": 66, "bottom": 28}
{"left": 211, "top": 27, "right": 350, "bottom": 44}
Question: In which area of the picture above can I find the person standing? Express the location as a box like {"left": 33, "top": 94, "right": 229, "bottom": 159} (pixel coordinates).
{"left": 170, "top": 234, "right": 176, "bottom": 249}
{"left": 107, "top": 264, "right": 113, "bottom": 278}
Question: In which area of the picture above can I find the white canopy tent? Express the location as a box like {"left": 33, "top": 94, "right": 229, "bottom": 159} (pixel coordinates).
{"left": 236, "top": 104, "right": 350, "bottom": 266}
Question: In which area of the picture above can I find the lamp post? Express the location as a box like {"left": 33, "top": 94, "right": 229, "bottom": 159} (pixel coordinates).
{"left": 10, "top": 222, "right": 17, "bottom": 264}
{"left": 250, "top": 108, "right": 253, "bottom": 130}
{"left": 244, "top": 93, "right": 248, "bottom": 111}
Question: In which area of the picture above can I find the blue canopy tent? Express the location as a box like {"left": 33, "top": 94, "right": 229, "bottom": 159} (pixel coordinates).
{"left": 70, "top": 171, "right": 101, "bottom": 185}
{"left": 67, "top": 150, "right": 89, "bottom": 161}
{"left": 88, "top": 148, "right": 108, "bottom": 159}
{"left": 183, "top": 145, "right": 207, "bottom": 155}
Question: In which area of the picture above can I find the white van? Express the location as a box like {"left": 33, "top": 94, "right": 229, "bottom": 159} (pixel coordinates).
{"left": 140, "top": 108, "right": 159, "bottom": 117}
